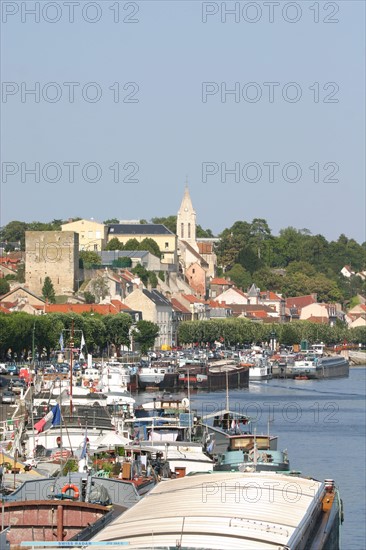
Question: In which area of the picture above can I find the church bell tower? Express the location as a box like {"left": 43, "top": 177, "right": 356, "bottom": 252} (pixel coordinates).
{"left": 177, "top": 184, "right": 197, "bottom": 248}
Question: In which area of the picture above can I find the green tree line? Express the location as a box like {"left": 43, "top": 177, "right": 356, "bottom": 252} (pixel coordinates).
{"left": 178, "top": 318, "right": 366, "bottom": 347}
{"left": 0, "top": 312, "right": 159, "bottom": 361}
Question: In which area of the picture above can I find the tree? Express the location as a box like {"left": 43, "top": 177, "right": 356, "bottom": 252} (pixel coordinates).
{"left": 249, "top": 218, "right": 272, "bottom": 261}
{"left": 103, "top": 218, "right": 119, "bottom": 224}
{"left": 0, "top": 279, "right": 10, "bottom": 296}
{"left": 139, "top": 238, "right": 161, "bottom": 258}
{"left": 79, "top": 250, "right": 101, "bottom": 269}
{"left": 151, "top": 216, "right": 177, "bottom": 234}
{"left": 112, "top": 257, "right": 132, "bottom": 268}
{"left": 124, "top": 238, "right": 140, "bottom": 251}
{"left": 133, "top": 320, "right": 160, "bottom": 353}
{"left": 105, "top": 238, "right": 124, "bottom": 251}
{"left": 132, "top": 264, "right": 149, "bottom": 286}
{"left": 15, "top": 263, "right": 25, "bottom": 283}
{"left": 196, "top": 225, "right": 214, "bottom": 238}
{"left": 148, "top": 271, "right": 158, "bottom": 288}
{"left": 252, "top": 267, "right": 283, "bottom": 291}
{"left": 225, "top": 264, "right": 251, "bottom": 290}
{"left": 0, "top": 220, "right": 27, "bottom": 249}
{"left": 84, "top": 291, "right": 96, "bottom": 304}
{"left": 90, "top": 276, "right": 109, "bottom": 302}
{"left": 42, "top": 276, "right": 56, "bottom": 303}
{"left": 103, "top": 314, "right": 132, "bottom": 356}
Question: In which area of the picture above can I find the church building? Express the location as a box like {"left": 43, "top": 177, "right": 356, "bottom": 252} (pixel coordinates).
{"left": 176, "top": 186, "right": 217, "bottom": 298}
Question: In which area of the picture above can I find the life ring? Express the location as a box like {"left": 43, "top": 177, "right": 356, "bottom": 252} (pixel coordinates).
{"left": 61, "top": 483, "right": 80, "bottom": 499}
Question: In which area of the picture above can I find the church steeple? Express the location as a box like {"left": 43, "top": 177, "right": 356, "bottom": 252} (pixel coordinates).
{"left": 177, "top": 183, "right": 197, "bottom": 245}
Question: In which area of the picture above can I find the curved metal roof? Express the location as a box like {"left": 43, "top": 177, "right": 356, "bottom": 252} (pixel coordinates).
{"left": 92, "top": 471, "right": 325, "bottom": 549}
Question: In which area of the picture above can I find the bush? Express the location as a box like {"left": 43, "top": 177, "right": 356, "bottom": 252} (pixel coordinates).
{"left": 62, "top": 459, "right": 78, "bottom": 475}
{"left": 101, "top": 462, "right": 114, "bottom": 474}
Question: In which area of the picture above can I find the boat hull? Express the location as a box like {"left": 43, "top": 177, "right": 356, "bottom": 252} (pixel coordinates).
{"left": 0, "top": 500, "right": 112, "bottom": 544}
{"left": 177, "top": 367, "right": 249, "bottom": 391}
{"left": 291, "top": 357, "right": 349, "bottom": 379}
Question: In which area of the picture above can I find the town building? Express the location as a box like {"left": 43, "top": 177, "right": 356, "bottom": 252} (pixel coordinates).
{"left": 61, "top": 219, "right": 107, "bottom": 251}
{"left": 0, "top": 286, "right": 46, "bottom": 314}
{"left": 124, "top": 288, "right": 173, "bottom": 348}
{"left": 107, "top": 224, "right": 177, "bottom": 266}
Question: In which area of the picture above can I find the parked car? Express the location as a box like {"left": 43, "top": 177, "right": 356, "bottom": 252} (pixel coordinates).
{"left": 2, "top": 390, "right": 16, "bottom": 404}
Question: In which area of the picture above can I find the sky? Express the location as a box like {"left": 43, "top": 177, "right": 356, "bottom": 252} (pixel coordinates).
{"left": 1, "top": 0, "right": 365, "bottom": 242}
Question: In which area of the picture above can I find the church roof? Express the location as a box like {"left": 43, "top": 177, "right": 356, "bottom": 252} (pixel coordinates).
{"left": 108, "top": 224, "right": 173, "bottom": 235}
{"left": 178, "top": 185, "right": 196, "bottom": 215}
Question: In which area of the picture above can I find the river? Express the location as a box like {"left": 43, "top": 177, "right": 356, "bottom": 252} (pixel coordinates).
{"left": 139, "top": 366, "right": 365, "bottom": 549}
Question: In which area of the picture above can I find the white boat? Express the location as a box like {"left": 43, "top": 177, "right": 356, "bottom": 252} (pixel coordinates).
{"left": 240, "top": 348, "right": 272, "bottom": 380}
{"left": 91, "top": 472, "right": 343, "bottom": 549}
{"left": 137, "top": 363, "right": 177, "bottom": 390}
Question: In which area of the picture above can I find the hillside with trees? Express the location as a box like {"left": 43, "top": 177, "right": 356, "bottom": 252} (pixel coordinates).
{"left": 1, "top": 216, "right": 364, "bottom": 303}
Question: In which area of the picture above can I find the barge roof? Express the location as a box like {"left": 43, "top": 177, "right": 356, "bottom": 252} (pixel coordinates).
{"left": 92, "top": 471, "right": 325, "bottom": 549}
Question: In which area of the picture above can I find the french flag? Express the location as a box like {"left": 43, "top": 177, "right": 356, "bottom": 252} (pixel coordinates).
{"left": 34, "top": 404, "right": 61, "bottom": 433}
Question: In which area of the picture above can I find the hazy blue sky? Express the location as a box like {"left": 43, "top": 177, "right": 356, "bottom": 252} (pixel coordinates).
{"left": 1, "top": 0, "right": 365, "bottom": 242}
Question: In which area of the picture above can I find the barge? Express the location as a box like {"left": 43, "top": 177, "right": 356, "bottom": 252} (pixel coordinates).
{"left": 91, "top": 471, "right": 343, "bottom": 549}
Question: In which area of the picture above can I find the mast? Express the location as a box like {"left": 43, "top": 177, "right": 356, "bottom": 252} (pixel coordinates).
{"left": 187, "top": 366, "right": 191, "bottom": 442}
{"left": 225, "top": 368, "right": 229, "bottom": 412}
{"left": 69, "top": 320, "right": 74, "bottom": 417}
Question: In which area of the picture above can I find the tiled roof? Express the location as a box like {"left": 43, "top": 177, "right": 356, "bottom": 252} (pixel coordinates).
{"left": 285, "top": 295, "right": 317, "bottom": 309}
{"left": 306, "top": 315, "right": 329, "bottom": 324}
{"left": 210, "top": 277, "right": 232, "bottom": 286}
{"left": 108, "top": 224, "right": 173, "bottom": 235}
{"left": 182, "top": 294, "right": 205, "bottom": 304}
{"left": 171, "top": 298, "right": 191, "bottom": 314}
{"left": 247, "top": 310, "right": 270, "bottom": 318}
{"left": 230, "top": 304, "right": 276, "bottom": 317}
{"left": 0, "top": 301, "right": 17, "bottom": 308}
{"left": 260, "top": 291, "right": 282, "bottom": 301}
{"left": 120, "top": 270, "right": 137, "bottom": 283}
{"left": 197, "top": 242, "right": 213, "bottom": 254}
{"left": 0, "top": 257, "right": 20, "bottom": 265}
{"left": 0, "top": 305, "right": 10, "bottom": 314}
{"left": 207, "top": 300, "right": 229, "bottom": 309}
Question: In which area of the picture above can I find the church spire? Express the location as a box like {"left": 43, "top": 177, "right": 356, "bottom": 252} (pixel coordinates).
{"left": 177, "top": 182, "right": 197, "bottom": 246}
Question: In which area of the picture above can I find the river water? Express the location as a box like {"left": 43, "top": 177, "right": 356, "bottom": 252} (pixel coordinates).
{"left": 140, "top": 366, "right": 366, "bottom": 549}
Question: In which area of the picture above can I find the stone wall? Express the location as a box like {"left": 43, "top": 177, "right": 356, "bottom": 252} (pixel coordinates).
{"left": 25, "top": 231, "right": 79, "bottom": 296}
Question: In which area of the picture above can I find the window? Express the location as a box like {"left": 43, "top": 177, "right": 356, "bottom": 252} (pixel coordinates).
{"left": 94, "top": 244, "right": 98, "bottom": 251}
{"left": 165, "top": 242, "right": 169, "bottom": 249}
{"left": 192, "top": 268, "right": 195, "bottom": 274}
{"left": 188, "top": 223, "right": 191, "bottom": 239}
{"left": 96, "top": 231, "right": 101, "bottom": 239}
{"left": 88, "top": 231, "right": 93, "bottom": 238}
{"left": 181, "top": 223, "right": 184, "bottom": 238}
